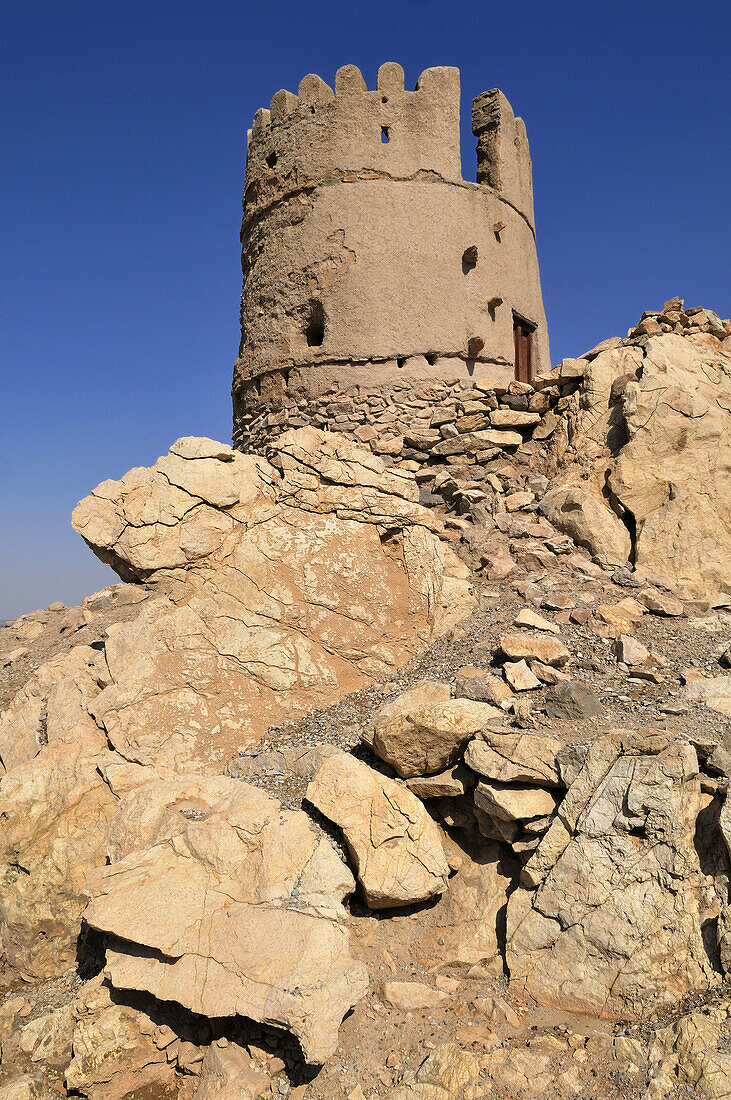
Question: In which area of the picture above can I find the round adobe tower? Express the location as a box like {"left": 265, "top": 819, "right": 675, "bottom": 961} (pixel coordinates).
{"left": 233, "top": 62, "right": 549, "bottom": 451}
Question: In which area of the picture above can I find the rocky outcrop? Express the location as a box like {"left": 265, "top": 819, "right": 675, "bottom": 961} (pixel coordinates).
{"left": 540, "top": 312, "right": 731, "bottom": 602}
{"left": 306, "top": 749, "right": 450, "bottom": 908}
{"left": 70, "top": 429, "right": 472, "bottom": 773}
{"left": 506, "top": 735, "right": 719, "bottom": 1019}
{"left": 83, "top": 776, "right": 368, "bottom": 1064}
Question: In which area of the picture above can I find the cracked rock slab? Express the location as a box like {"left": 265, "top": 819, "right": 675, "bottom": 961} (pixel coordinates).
{"left": 506, "top": 735, "right": 719, "bottom": 1019}
{"left": 70, "top": 430, "right": 473, "bottom": 773}
{"left": 83, "top": 777, "right": 368, "bottom": 1064}
{"left": 306, "top": 749, "right": 450, "bottom": 908}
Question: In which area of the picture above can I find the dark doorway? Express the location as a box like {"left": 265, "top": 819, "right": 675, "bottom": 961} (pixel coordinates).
{"left": 513, "top": 314, "right": 535, "bottom": 383}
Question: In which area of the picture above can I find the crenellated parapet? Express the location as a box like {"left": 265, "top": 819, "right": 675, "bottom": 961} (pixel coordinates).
{"left": 233, "top": 62, "right": 550, "bottom": 454}
{"left": 243, "top": 64, "right": 463, "bottom": 226}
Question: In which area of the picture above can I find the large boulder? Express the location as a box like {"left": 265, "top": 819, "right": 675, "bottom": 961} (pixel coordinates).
{"left": 544, "top": 330, "right": 731, "bottom": 600}
{"left": 539, "top": 485, "right": 632, "bottom": 567}
{"left": 306, "top": 749, "right": 450, "bottom": 909}
{"left": 83, "top": 776, "right": 369, "bottom": 1064}
{"left": 70, "top": 430, "right": 473, "bottom": 773}
{"left": 506, "top": 735, "right": 719, "bottom": 1019}
{"left": 363, "top": 681, "right": 500, "bottom": 778}
{"left": 607, "top": 334, "right": 731, "bottom": 601}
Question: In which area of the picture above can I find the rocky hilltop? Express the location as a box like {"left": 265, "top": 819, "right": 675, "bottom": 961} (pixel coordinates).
{"left": 1, "top": 303, "right": 731, "bottom": 1100}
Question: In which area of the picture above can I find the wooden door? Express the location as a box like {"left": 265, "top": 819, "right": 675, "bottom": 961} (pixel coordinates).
{"left": 513, "top": 317, "right": 534, "bottom": 383}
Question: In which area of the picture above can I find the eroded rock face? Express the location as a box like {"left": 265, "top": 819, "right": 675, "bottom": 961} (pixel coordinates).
{"left": 543, "top": 332, "right": 731, "bottom": 601}
{"left": 0, "top": 735, "right": 117, "bottom": 979}
{"left": 506, "top": 735, "right": 719, "bottom": 1019}
{"left": 83, "top": 777, "right": 369, "bottom": 1064}
{"left": 70, "top": 429, "right": 473, "bottom": 773}
{"left": 306, "top": 749, "right": 450, "bottom": 908}
{"left": 607, "top": 334, "right": 731, "bottom": 602}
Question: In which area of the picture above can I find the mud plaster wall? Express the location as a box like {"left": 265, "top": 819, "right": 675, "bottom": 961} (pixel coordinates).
{"left": 232, "top": 62, "right": 549, "bottom": 450}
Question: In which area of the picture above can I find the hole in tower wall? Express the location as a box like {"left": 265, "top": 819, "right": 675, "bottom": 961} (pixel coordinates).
{"left": 381, "top": 127, "right": 390, "bottom": 144}
{"left": 304, "top": 300, "right": 325, "bottom": 347}
{"left": 266, "top": 151, "right": 277, "bottom": 168}
{"left": 462, "top": 246, "right": 478, "bottom": 271}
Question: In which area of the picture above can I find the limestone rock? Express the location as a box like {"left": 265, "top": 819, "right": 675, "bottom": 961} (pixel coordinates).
{"left": 70, "top": 430, "right": 473, "bottom": 773}
{"left": 364, "top": 681, "right": 499, "bottom": 778}
{"left": 0, "top": 644, "right": 107, "bottom": 775}
{"left": 306, "top": 750, "right": 450, "bottom": 909}
{"left": 382, "top": 982, "right": 449, "bottom": 1012}
{"left": 0, "top": 736, "right": 117, "bottom": 980}
{"left": 506, "top": 736, "right": 719, "bottom": 1019}
{"left": 503, "top": 660, "right": 541, "bottom": 691}
{"left": 64, "top": 978, "right": 177, "bottom": 1100}
{"left": 474, "top": 780, "right": 559, "bottom": 823}
{"left": 607, "top": 334, "right": 731, "bottom": 602}
{"left": 644, "top": 1009, "right": 731, "bottom": 1099}
{"left": 83, "top": 777, "right": 368, "bottom": 1064}
{"left": 192, "top": 1041, "right": 270, "bottom": 1100}
{"left": 405, "top": 763, "right": 476, "bottom": 799}
{"left": 415, "top": 834, "right": 513, "bottom": 969}
{"left": 464, "top": 731, "right": 564, "bottom": 787}
{"left": 513, "top": 608, "right": 560, "bottom": 633}
{"left": 383, "top": 1044, "right": 481, "bottom": 1100}
{"left": 685, "top": 675, "right": 731, "bottom": 717}
{"left": 499, "top": 633, "right": 570, "bottom": 667}
{"left": 454, "top": 667, "right": 513, "bottom": 707}
{"left": 543, "top": 681, "right": 602, "bottom": 721}
{"left": 539, "top": 486, "right": 631, "bottom": 567}
{"left": 0, "top": 1078, "right": 48, "bottom": 1100}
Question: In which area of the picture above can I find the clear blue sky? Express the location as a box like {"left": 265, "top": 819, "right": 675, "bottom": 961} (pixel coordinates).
{"left": 2, "top": 0, "right": 729, "bottom": 620}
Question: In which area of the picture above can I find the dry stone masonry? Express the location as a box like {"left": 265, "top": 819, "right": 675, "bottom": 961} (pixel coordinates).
{"left": 232, "top": 63, "right": 549, "bottom": 452}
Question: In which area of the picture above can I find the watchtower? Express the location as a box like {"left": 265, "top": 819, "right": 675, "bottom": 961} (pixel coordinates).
{"left": 232, "top": 63, "right": 549, "bottom": 450}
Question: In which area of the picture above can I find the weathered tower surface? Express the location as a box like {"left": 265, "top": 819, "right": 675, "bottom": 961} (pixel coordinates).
{"left": 233, "top": 63, "right": 549, "bottom": 451}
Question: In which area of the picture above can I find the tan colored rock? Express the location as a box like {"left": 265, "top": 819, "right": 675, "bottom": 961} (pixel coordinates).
{"left": 416, "top": 834, "right": 513, "bottom": 969}
{"left": 454, "top": 667, "right": 513, "bottom": 707}
{"left": 0, "top": 736, "right": 117, "bottom": 980}
{"left": 506, "top": 737, "right": 718, "bottom": 1019}
{"left": 382, "top": 982, "right": 450, "bottom": 1012}
{"left": 83, "top": 777, "right": 368, "bottom": 1063}
{"left": 405, "top": 763, "right": 476, "bottom": 799}
{"left": 503, "top": 660, "right": 541, "bottom": 691}
{"left": 364, "top": 681, "right": 499, "bottom": 778}
{"left": 685, "top": 675, "right": 731, "bottom": 717}
{"left": 192, "top": 1041, "right": 270, "bottom": 1100}
{"left": 71, "top": 430, "right": 473, "bottom": 774}
{"left": 613, "top": 634, "right": 650, "bottom": 665}
{"left": 19, "top": 1004, "right": 75, "bottom": 1065}
{"left": 474, "top": 780, "right": 559, "bottom": 822}
{"left": 499, "top": 633, "right": 570, "bottom": 667}
{"left": 464, "top": 731, "right": 564, "bottom": 787}
{"left": 644, "top": 1009, "right": 731, "bottom": 1099}
{"left": 0, "top": 644, "right": 107, "bottom": 775}
{"left": 639, "top": 589, "right": 685, "bottom": 617}
{"left": 0, "top": 1078, "right": 48, "bottom": 1100}
{"left": 607, "top": 334, "right": 731, "bottom": 602}
{"left": 513, "top": 608, "right": 560, "bottom": 633}
{"left": 490, "top": 409, "right": 541, "bottom": 428}
{"left": 539, "top": 486, "right": 631, "bottom": 566}
{"left": 306, "top": 750, "right": 449, "bottom": 908}
{"left": 383, "top": 1044, "right": 481, "bottom": 1100}
{"left": 431, "top": 429, "right": 522, "bottom": 456}
{"left": 64, "top": 978, "right": 177, "bottom": 1100}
